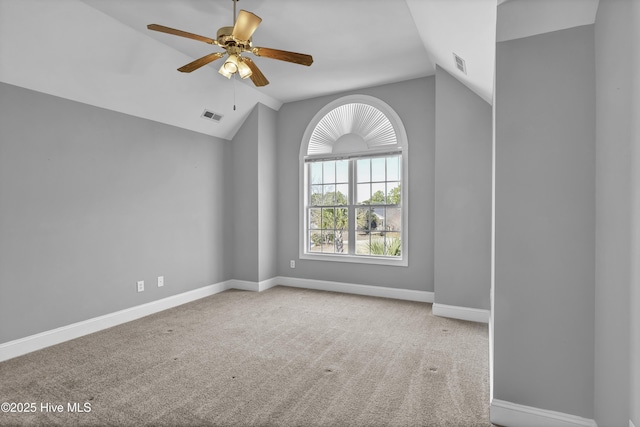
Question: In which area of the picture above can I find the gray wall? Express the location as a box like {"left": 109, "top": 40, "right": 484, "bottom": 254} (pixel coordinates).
{"left": 230, "top": 103, "right": 279, "bottom": 283}
{"left": 594, "top": 0, "right": 632, "bottom": 424}
{"left": 0, "top": 82, "right": 230, "bottom": 343}
{"left": 257, "top": 104, "right": 278, "bottom": 282}
{"left": 434, "top": 66, "right": 492, "bottom": 310}
{"left": 631, "top": 1, "right": 640, "bottom": 424}
{"left": 275, "top": 77, "right": 435, "bottom": 291}
{"left": 494, "top": 25, "right": 596, "bottom": 418}
{"left": 231, "top": 107, "right": 260, "bottom": 282}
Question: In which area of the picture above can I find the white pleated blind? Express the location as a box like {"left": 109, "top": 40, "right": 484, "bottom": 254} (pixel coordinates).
{"left": 307, "top": 103, "right": 397, "bottom": 155}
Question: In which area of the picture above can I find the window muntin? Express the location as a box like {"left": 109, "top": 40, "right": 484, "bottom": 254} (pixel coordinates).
{"left": 354, "top": 155, "right": 402, "bottom": 257}
{"left": 305, "top": 154, "right": 402, "bottom": 258}
{"left": 308, "top": 159, "right": 350, "bottom": 254}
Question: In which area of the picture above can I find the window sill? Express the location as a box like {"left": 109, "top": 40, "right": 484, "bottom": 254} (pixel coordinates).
{"left": 300, "top": 252, "right": 408, "bottom": 267}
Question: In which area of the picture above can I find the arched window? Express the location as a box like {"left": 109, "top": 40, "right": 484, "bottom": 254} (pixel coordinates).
{"left": 299, "top": 95, "right": 408, "bottom": 266}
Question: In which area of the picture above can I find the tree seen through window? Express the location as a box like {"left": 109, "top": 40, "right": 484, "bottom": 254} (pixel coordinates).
{"left": 307, "top": 155, "right": 401, "bottom": 257}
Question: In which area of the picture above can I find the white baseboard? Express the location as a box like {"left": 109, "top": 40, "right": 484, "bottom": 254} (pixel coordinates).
{"left": 0, "top": 276, "right": 433, "bottom": 363}
{"left": 0, "top": 281, "right": 235, "bottom": 363}
{"left": 432, "top": 302, "right": 490, "bottom": 323}
{"left": 225, "top": 278, "right": 279, "bottom": 292}
{"left": 259, "top": 277, "right": 280, "bottom": 292}
{"left": 274, "top": 276, "right": 434, "bottom": 303}
{"left": 227, "top": 279, "right": 259, "bottom": 292}
{"left": 491, "top": 399, "right": 597, "bottom": 427}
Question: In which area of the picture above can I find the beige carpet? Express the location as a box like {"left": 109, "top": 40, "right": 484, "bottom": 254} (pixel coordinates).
{"left": 0, "top": 286, "right": 491, "bottom": 426}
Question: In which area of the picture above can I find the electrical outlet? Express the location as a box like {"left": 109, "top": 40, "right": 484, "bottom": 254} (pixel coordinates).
{"left": 290, "top": 260, "right": 295, "bottom": 268}
{"left": 158, "top": 276, "right": 164, "bottom": 287}
{"left": 137, "top": 280, "right": 144, "bottom": 292}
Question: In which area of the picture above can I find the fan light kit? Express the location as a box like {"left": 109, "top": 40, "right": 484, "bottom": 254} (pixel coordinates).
{"left": 147, "top": 0, "right": 313, "bottom": 87}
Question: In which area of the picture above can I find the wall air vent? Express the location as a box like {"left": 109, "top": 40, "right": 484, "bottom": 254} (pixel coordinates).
{"left": 201, "top": 109, "right": 223, "bottom": 122}
{"left": 453, "top": 53, "right": 467, "bottom": 74}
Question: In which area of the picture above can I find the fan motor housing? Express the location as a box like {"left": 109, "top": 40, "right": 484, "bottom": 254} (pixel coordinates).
{"left": 217, "top": 26, "right": 252, "bottom": 50}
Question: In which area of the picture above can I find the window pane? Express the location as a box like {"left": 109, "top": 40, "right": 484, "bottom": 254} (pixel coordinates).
{"left": 336, "top": 160, "right": 349, "bottom": 183}
{"left": 387, "top": 182, "right": 401, "bottom": 205}
{"left": 322, "top": 185, "right": 335, "bottom": 205}
{"left": 357, "top": 207, "right": 383, "bottom": 234}
{"left": 370, "top": 207, "right": 384, "bottom": 232}
{"left": 306, "top": 153, "right": 403, "bottom": 260}
{"left": 323, "top": 161, "right": 335, "bottom": 184}
{"left": 309, "top": 208, "right": 322, "bottom": 229}
{"left": 336, "top": 184, "right": 348, "bottom": 205}
{"left": 310, "top": 185, "right": 322, "bottom": 206}
{"left": 309, "top": 231, "right": 322, "bottom": 252}
{"left": 357, "top": 159, "right": 370, "bottom": 183}
{"left": 356, "top": 232, "right": 370, "bottom": 255}
{"left": 334, "top": 229, "right": 347, "bottom": 254}
{"left": 335, "top": 208, "right": 348, "bottom": 229}
{"left": 310, "top": 162, "right": 322, "bottom": 185}
{"left": 369, "top": 232, "right": 385, "bottom": 256}
{"left": 385, "top": 207, "right": 401, "bottom": 231}
{"left": 357, "top": 183, "right": 370, "bottom": 205}
{"left": 371, "top": 183, "right": 385, "bottom": 204}
{"left": 323, "top": 231, "right": 335, "bottom": 253}
{"left": 371, "top": 157, "right": 386, "bottom": 182}
{"left": 356, "top": 207, "right": 370, "bottom": 231}
{"left": 321, "top": 208, "right": 335, "bottom": 230}
{"left": 386, "top": 232, "right": 401, "bottom": 257}
{"left": 387, "top": 156, "right": 400, "bottom": 181}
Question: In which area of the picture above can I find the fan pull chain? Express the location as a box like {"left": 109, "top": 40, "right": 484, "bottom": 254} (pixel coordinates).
{"left": 233, "top": 76, "right": 236, "bottom": 111}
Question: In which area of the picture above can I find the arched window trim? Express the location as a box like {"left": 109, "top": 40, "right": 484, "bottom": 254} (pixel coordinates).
{"left": 298, "top": 95, "right": 409, "bottom": 266}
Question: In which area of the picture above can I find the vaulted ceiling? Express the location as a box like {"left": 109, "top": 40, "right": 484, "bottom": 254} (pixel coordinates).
{"left": 0, "top": 0, "right": 598, "bottom": 140}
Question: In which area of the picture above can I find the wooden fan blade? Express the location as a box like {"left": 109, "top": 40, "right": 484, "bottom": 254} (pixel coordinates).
{"left": 242, "top": 57, "right": 269, "bottom": 87}
{"left": 178, "top": 52, "right": 225, "bottom": 73}
{"left": 232, "top": 10, "right": 262, "bottom": 41}
{"left": 147, "top": 24, "right": 216, "bottom": 45}
{"left": 252, "top": 47, "right": 313, "bottom": 66}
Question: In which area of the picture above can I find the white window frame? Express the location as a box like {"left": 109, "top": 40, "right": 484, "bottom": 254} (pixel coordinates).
{"left": 299, "top": 95, "right": 408, "bottom": 266}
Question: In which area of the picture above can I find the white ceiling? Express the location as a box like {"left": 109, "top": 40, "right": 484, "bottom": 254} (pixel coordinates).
{"left": 0, "top": 0, "right": 598, "bottom": 141}
{"left": 497, "top": 0, "right": 599, "bottom": 42}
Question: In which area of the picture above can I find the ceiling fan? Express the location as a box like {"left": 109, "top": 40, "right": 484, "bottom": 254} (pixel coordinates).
{"left": 147, "top": 0, "right": 313, "bottom": 87}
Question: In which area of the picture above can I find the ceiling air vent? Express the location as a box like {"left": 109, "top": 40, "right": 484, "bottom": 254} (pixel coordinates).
{"left": 201, "top": 109, "right": 223, "bottom": 122}
{"left": 453, "top": 53, "right": 467, "bottom": 75}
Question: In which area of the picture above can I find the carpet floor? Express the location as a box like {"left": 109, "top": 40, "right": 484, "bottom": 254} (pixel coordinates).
{"left": 0, "top": 286, "right": 491, "bottom": 426}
